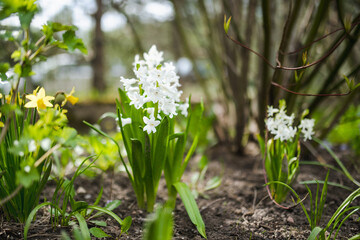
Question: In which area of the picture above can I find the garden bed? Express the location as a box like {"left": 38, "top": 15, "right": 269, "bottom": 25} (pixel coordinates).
{"left": 1, "top": 144, "right": 359, "bottom": 239}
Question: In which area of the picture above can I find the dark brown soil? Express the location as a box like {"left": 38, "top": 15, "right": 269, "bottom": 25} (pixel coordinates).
{"left": 1, "top": 143, "right": 360, "bottom": 239}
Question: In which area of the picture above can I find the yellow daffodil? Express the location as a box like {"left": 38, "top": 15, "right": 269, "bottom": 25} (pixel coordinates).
{"left": 4, "top": 91, "right": 23, "bottom": 105}
{"left": 0, "top": 93, "right": 3, "bottom": 99}
{"left": 62, "top": 87, "right": 78, "bottom": 106}
{"left": 25, "top": 87, "right": 55, "bottom": 112}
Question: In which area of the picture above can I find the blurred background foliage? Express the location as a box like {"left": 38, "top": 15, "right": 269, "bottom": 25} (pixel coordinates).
{"left": 1, "top": 0, "right": 359, "bottom": 155}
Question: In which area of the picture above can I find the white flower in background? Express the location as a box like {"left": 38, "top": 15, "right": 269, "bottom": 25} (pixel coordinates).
{"left": 143, "top": 116, "right": 160, "bottom": 134}
{"left": 0, "top": 80, "right": 11, "bottom": 95}
{"left": 40, "top": 138, "right": 51, "bottom": 151}
{"left": 266, "top": 104, "right": 315, "bottom": 142}
{"left": 120, "top": 45, "right": 187, "bottom": 134}
{"left": 74, "top": 145, "right": 84, "bottom": 156}
{"left": 299, "top": 118, "right": 315, "bottom": 141}
{"left": 24, "top": 165, "right": 31, "bottom": 173}
{"left": 121, "top": 118, "right": 132, "bottom": 126}
{"left": 28, "top": 139, "right": 37, "bottom": 152}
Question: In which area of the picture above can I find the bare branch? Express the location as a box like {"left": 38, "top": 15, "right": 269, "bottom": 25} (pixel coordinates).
{"left": 271, "top": 81, "right": 351, "bottom": 97}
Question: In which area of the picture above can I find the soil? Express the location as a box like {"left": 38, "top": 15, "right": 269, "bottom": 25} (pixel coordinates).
{"left": 1, "top": 143, "right": 360, "bottom": 239}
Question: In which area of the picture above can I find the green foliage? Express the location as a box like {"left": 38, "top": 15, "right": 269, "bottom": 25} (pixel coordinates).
{"left": 0, "top": 101, "right": 76, "bottom": 222}
{"left": 259, "top": 100, "right": 315, "bottom": 203}
{"left": 190, "top": 155, "right": 222, "bottom": 199}
{"left": 85, "top": 86, "right": 207, "bottom": 237}
{"left": 143, "top": 203, "right": 174, "bottom": 240}
{"left": 314, "top": 137, "right": 360, "bottom": 186}
{"left": 174, "top": 182, "right": 207, "bottom": 239}
{"left": 79, "top": 131, "right": 122, "bottom": 171}
{"left": 0, "top": 0, "right": 87, "bottom": 224}
{"left": 327, "top": 105, "right": 360, "bottom": 156}
{"left": 304, "top": 171, "right": 329, "bottom": 230}
{"left": 263, "top": 137, "right": 300, "bottom": 203}
{"left": 24, "top": 157, "right": 131, "bottom": 240}
{"left": 223, "top": 15, "right": 232, "bottom": 34}
{"left": 307, "top": 187, "right": 360, "bottom": 240}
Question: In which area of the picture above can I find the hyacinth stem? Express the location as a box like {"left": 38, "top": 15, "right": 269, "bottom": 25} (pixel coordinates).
{"left": 167, "top": 186, "right": 177, "bottom": 210}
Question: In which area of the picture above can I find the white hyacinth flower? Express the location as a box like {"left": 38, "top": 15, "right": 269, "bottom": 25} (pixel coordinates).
{"left": 121, "top": 118, "right": 132, "bottom": 126}
{"left": 143, "top": 116, "right": 160, "bottom": 134}
{"left": 267, "top": 105, "right": 279, "bottom": 117}
{"left": 299, "top": 118, "right": 315, "bottom": 141}
{"left": 179, "top": 101, "right": 189, "bottom": 117}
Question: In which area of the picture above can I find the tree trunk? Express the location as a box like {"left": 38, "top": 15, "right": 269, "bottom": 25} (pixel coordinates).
{"left": 91, "top": 0, "right": 106, "bottom": 92}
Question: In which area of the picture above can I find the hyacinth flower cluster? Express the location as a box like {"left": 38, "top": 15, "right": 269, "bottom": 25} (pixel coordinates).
{"left": 120, "top": 45, "right": 189, "bottom": 134}
{"left": 266, "top": 104, "right": 315, "bottom": 142}
{"left": 86, "top": 45, "right": 206, "bottom": 238}
{"left": 259, "top": 100, "right": 315, "bottom": 203}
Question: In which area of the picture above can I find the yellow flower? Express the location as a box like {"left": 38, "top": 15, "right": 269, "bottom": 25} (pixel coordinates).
{"left": 0, "top": 112, "right": 4, "bottom": 128}
{"left": 0, "top": 93, "right": 2, "bottom": 99}
{"left": 5, "top": 94, "right": 11, "bottom": 104}
{"left": 25, "top": 87, "right": 55, "bottom": 112}
{"left": 62, "top": 87, "right": 78, "bottom": 106}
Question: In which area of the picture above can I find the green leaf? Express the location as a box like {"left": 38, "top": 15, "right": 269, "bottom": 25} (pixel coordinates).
{"left": 17, "top": 167, "right": 39, "bottom": 188}
{"left": 0, "top": 62, "right": 9, "bottom": 73}
{"left": 144, "top": 133, "right": 155, "bottom": 212}
{"left": 62, "top": 30, "right": 87, "bottom": 54}
{"left": 130, "top": 138, "right": 146, "bottom": 208}
{"left": 61, "top": 231, "right": 71, "bottom": 240}
{"left": 18, "top": 1, "right": 38, "bottom": 29}
{"left": 344, "top": 75, "right": 354, "bottom": 90}
{"left": 74, "top": 212, "right": 91, "bottom": 240}
{"left": 89, "top": 220, "right": 107, "bottom": 227}
{"left": 307, "top": 226, "right": 323, "bottom": 240}
{"left": 349, "top": 234, "right": 360, "bottom": 240}
{"left": 302, "top": 51, "right": 307, "bottom": 65}
{"left": 72, "top": 226, "right": 84, "bottom": 240}
{"left": 49, "top": 21, "right": 76, "bottom": 32}
{"left": 173, "top": 182, "right": 207, "bottom": 239}
{"left": 24, "top": 202, "right": 61, "bottom": 240}
{"left": 353, "top": 83, "right": 360, "bottom": 90}
{"left": 153, "top": 117, "right": 169, "bottom": 182}
{"left": 121, "top": 216, "right": 132, "bottom": 234}
{"left": 204, "top": 176, "right": 222, "bottom": 191}
{"left": 105, "top": 199, "right": 122, "bottom": 211}
{"left": 89, "top": 227, "right": 110, "bottom": 238}
{"left": 88, "top": 205, "right": 125, "bottom": 226}
{"left": 143, "top": 205, "right": 173, "bottom": 240}
{"left": 256, "top": 134, "right": 265, "bottom": 158}
{"left": 14, "top": 63, "right": 21, "bottom": 76}
{"left": 223, "top": 15, "right": 232, "bottom": 34}
{"left": 72, "top": 201, "right": 89, "bottom": 212}
{"left": 11, "top": 50, "right": 21, "bottom": 61}
{"left": 198, "top": 155, "right": 208, "bottom": 171}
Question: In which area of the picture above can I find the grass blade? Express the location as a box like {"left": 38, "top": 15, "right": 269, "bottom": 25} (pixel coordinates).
{"left": 307, "top": 226, "right": 323, "bottom": 240}
{"left": 24, "top": 202, "right": 62, "bottom": 239}
{"left": 74, "top": 212, "right": 91, "bottom": 240}
{"left": 173, "top": 182, "right": 207, "bottom": 239}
